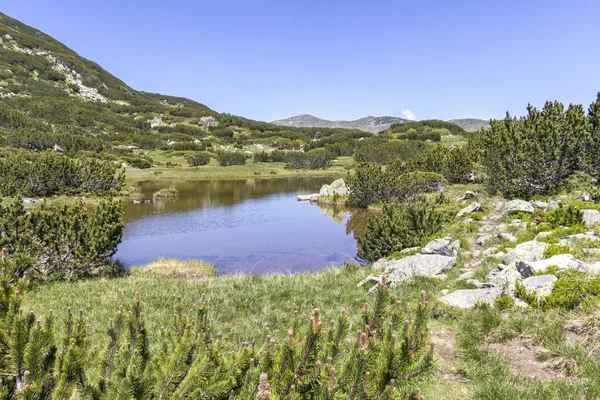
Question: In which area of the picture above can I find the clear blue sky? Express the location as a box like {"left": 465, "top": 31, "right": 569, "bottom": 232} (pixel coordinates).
{"left": 3, "top": 1, "right": 600, "bottom": 122}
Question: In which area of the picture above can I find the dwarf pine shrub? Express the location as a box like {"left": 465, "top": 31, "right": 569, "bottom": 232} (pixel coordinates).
{"left": 0, "top": 258, "right": 435, "bottom": 400}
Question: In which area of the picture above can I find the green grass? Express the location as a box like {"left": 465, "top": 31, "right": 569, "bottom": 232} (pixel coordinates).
{"left": 129, "top": 258, "right": 218, "bottom": 278}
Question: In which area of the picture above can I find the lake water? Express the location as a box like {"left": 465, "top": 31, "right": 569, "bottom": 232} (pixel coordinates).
{"left": 115, "top": 177, "right": 374, "bottom": 274}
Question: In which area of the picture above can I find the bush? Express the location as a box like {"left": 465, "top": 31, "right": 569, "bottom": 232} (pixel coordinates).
{"left": 0, "top": 198, "right": 124, "bottom": 279}
{"left": 0, "top": 269, "right": 434, "bottom": 399}
{"left": 357, "top": 201, "right": 446, "bottom": 261}
{"left": 217, "top": 152, "right": 248, "bottom": 166}
{"left": 186, "top": 151, "right": 213, "bottom": 166}
{"left": 286, "top": 148, "right": 334, "bottom": 169}
{"left": 546, "top": 270, "right": 600, "bottom": 310}
{"left": 544, "top": 205, "right": 583, "bottom": 228}
{"left": 354, "top": 138, "right": 428, "bottom": 164}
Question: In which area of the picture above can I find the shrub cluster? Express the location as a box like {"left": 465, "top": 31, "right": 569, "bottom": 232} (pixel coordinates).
{"left": 285, "top": 148, "right": 334, "bottom": 169}
{"left": 216, "top": 152, "right": 248, "bottom": 166}
{"left": 0, "top": 198, "right": 123, "bottom": 279}
{"left": 0, "top": 152, "right": 124, "bottom": 197}
{"left": 476, "top": 94, "right": 600, "bottom": 198}
{"left": 186, "top": 151, "right": 213, "bottom": 166}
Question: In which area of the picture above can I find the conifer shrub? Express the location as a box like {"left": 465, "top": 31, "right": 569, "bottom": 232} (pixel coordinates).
{"left": 186, "top": 151, "right": 213, "bottom": 166}
{"left": 0, "top": 260, "right": 435, "bottom": 399}
{"left": 543, "top": 205, "right": 584, "bottom": 228}
{"left": 217, "top": 152, "right": 248, "bottom": 166}
{"left": 285, "top": 148, "right": 334, "bottom": 169}
{"left": 357, "top": 202, "right": 446, "bottom": 261}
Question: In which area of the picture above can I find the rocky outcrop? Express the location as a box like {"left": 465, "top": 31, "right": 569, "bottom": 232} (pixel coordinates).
{"left": 420, "top": 237, "right": 454, "bottom": 256}
{"left": 457, "top": 202, "right": 482, "bottom": 217}
{"left": 505, "top": 200, "right": 534, "bottom": 214}
{"left": 516, "top": 254, "right": 585, "bottom": 278}
{"left": 319, "top": 178, "right": 349, "bottom": 196}
{"left": 439, "top": 288, "right": 498, "bottom": 309}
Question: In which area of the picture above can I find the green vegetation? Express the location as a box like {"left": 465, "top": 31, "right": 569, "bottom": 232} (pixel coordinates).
{"left": 153, "top": 188, "right": 179, "bottom": 198}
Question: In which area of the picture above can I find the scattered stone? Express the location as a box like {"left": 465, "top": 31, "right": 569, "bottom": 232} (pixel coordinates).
{"left": 466, "top": 278, "right": 495, "bottom": 289}
{"left": 496, "top": 223, "right": 508, "bottom": 232}
{"left": 516, "top": 254, "right": 585, "bottom": 278}
{"left": 53, "top": 143, "right": 64, "bottom": 152}
{"left": 319, "top": 178, "right": 349, "bottom": 196}
{"left": 400, "top": 246, "right": 420, "bottom": 254}
{"left": 439, "top": 288, "right": 498, "bottom": 309}
{"left": 531, "top": 201, "right": 549, "bottom": 209}
{"left": 503, "top": 240, "right": 548, "bottom": 265}
{"left": 421, "top": 237, "right": 453, "bottom": 256}
{"left": 440, "top": 289, "right": 450, "bottom": 295}
{"left": 497, "top": 232, "right": 517, "bottom": 242}
{"left": 558, "top": 233, "right": 600, "bottom": 246}
{"left": 505, "top": 199, "right": 534, "bottom": 214}
{"left": 521, "top": 275, "right": 557, "bottom": 297}
{"left": 457, "top": 190, "right": 476, "bottom": 202}
{"left": 477, "top": 235, "right": 491, "bottom": 246}
{"left": 581, "top": 209, "right": 600, "bottom": 228}
{"left": 463, "top": 218, "right": 475, "bottom": 224}
{"left": 494, "top": 251, "right": 507, "bottom": 259}
{"left": 510, "top": 219, "right": 524, "bottom": 227}
{"left": 22, "top": 198, "right": 40, "bottom": 205}
{"left": 545, "top": 201, "right": 559, "bottom": 212}
{"left": 580, "top": 193, "right": 592, "bottom": 202}
{"left": 586, "top": 262, "right": 600, "bottom": 275}
{"left": 488, "top": 263, "right": 522, "bottom": 291}
{"left": 535, "top": 231, "right": 553, "bottom": 240}
{"left": 483, "top": 247, "right": 499, "bottom": 257}
{"left": 456, "top": 202, "right": 482, "bottom": 217}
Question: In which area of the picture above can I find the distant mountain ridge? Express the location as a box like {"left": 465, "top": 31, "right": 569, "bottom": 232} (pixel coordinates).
{"left": 272, "top": 114, "right": 490, "bottom": 133}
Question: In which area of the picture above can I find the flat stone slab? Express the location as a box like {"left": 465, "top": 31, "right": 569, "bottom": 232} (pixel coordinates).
{"left": 439, "top": 288, "right": 499, "bottom": 309}
{"left": 505, "top": 199, "right": 534, "bottom": 214}
{"left": 421, "top": 237, "right": 453, "bottom": 256}
{"left": 297, "top": 193, "right": 319, "bottom": 202}
{"left": 372, "top": 254, "right": 456, "bottom": 283}
{"left": 457, "top": 202, "right": 482, "bottom": 217}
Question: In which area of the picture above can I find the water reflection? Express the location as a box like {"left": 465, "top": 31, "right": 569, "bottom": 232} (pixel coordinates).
{"left": 117, "top": 178, "right": 375, "bottom": 274}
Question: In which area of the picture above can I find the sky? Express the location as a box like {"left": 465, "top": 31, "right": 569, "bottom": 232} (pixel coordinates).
{"left": 3, "top": 1, "right": 600, "bottom": 122}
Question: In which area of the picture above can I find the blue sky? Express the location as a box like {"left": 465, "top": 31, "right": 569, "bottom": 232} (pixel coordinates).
{"left": 3, "top": 1, "right": 600, "bottom": 122}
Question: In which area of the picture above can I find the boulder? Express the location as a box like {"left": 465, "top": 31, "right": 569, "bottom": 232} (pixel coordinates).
{"left": 582, "top": 209, "right": 600, "bottom": 228}
{"left": 372, "top": 254, "right": 456, "bottom": 283}
{"left": 457, "top": 190, "right": 476, "bottom": 202}
{"left": 319, "top": 178, "right": 349, "bottom": 197}
{"left": 503, "top": 240, "right": 548, "bottom": 265}
{"left": 531, "top": 201, "right": 549, "bottom": 209}
{"left": 516, "top": 254, "right": 585, "bottom": 278}
{"left": 421, "top": 237, "right": 453, "bottom": 256}
{"left": 439, "top": 288, "right": 498, "bottom": 309}
{"left": 456, "top": 202, "right": 482, "bottom": 217}
{"left": 505, "top": 199, "right": 534, "bottom": 214}
{"left": 545, "top": 201, "right": 559, "bottom": 212}
{"left": 521, "top": 275, "right": 557, "bottom": 297}
{"left": 297, "top": 194, "right": 319, "bottom": 202}
{"left": 488, "top": 263, "right": 522, "bottom": 290}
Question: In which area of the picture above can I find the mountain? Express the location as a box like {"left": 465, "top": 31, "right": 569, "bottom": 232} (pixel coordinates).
{"left": 273, "top": 114, "right": 491, "bottom": 133}
{"left": 271, "top": 115, "right": 410, "bottom": 134}
{"left": 449, "top": 118, "right": 490, "bottom": 132}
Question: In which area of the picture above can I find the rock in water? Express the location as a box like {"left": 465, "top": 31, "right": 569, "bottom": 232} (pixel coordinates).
{"left": 503, "top": 240, "right": 547, "bottom": 265}
{"left": 521, "top": 275, "right": 557, "bottom": 297}
{"left": 516, "top": 254, "right": 585, "bottom": 278}
{"left": 319, "top": 178, "right": 349, "bottom": 196}
{"left": 505, "top": 199, "right": 534, "bottom": 214}
{"left": 582, "top": 209, "right": 600, "bottom": 228}
{"left": 456, "top": 202, "right": 482, "bottom": 217}
{"left": 421, "top": 237, "right": 454, "bottom": 256}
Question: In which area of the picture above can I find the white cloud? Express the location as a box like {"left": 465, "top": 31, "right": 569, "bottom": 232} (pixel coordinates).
{"left": 400, "top": 109, "right": 417, "bottom": 121}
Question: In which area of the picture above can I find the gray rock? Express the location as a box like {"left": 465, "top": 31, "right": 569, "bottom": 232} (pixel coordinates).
{"left": 558, "top": 233, "right": 600, "bottom": 246}
{"left": 505, "top": 199, "right": 535, "bottom": 214}
{"left": 586, "top": 262, "right": 600, "bottom": 275}
{"left": 516, "top": 254, "right": 585, "bottom": 278}
{"left": 496, "top": 223, "right": 508, "bottom": 232}
{"left": 503, "top": 240, "right": 548, "bottom": 265}
{"left": 463, "top": 218, "right": 475, "bottom": 224}
{"left": 497, "top": 232, "right": 517, "bottom": 242}
{"left": 319, "top": 178, "right": 349, "bottom": 196}
{"left": 582, "top": 210, "right": 600, "bottom": 228}
{"left": 22, "top": 198, "right": 41, "bottom": 205}
{"left": 440, "top": 289, "right": 450, "bottom": 295}
{"left": 494, "top": 251, "right": 507, "bottom": 259}
{"left": 531, "top": 200, "right": 549, "bottom": 209}
{"left": 488, "top": 263, "right": 522, "bottom": 291}
{"left": 297, "top": 194, "right": 318, "bottom": 202}
{"left": 545, "top": 201, "right": 559, "bottom": 211}
{"left": 372, "top": 254, "right": 456, "bottom": 283}
{"left": 457, "top": 190, "right": 476, "bottom": 202}
{"left": 521, "top": 275, "right": 557, "bottom": 297}
{"left": 477, "top": 235, "right": 491, "bottom": 246}
{"left": 400, "top": 246, "right": 420, "bottom": 254}
{"left": 457, "top": 271, "right": 475, "bottom": 280}
{"left": 580, "top": 193, "right": 592, "bottom": 202}
{"left": 439, "top": 288, "right": 498, "bottom": 309}
{"left": 53, "top": 143, "right": 64, "bottom": 152}
{"left": 456, "top": 202, "right": 482, "bottom": 217}
{"left": 510, "top": 219, "right": 524, "bottom": 227}
{"left": 483, "top": 247, "right": 499, "bottom": 257}
{"left": 466, "top": 278, "right": 495, "bottom": 289}
{"left": 421, "top": 237, "right": 453, "bottom": 256}
{"left": 535, "top": 231, "right": 553, "bottom": 240}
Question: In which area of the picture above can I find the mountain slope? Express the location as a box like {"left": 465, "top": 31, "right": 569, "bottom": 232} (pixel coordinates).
{"left": 273, "top": 114, "right": 491, "bottom": 133}
{"left": 449, "top": 118, "right": 490, "bottom": 132}
{"left": 271, "top": 114, "right": 410, "bottom": 134}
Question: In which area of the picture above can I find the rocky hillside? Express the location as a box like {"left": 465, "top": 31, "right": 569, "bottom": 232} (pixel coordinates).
{"left": 449, "top": 118, "right": 490, "bottom": 132}
{"left": 271, "top": 114, "right": 410, "bottom": 134}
